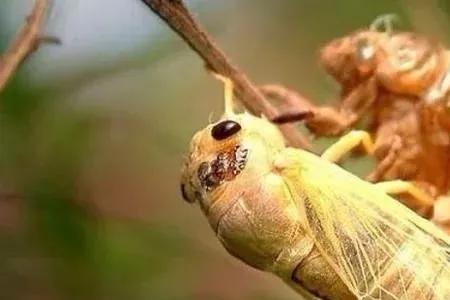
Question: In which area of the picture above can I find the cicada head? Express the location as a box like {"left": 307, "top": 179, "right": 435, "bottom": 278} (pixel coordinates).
{"left": 181, "top": 76, "right": 311, "bottom": 273}
{"left": 320, "top": 30, "right": 382, "bottom": 87}
{"left": 180, "top": 111, "right": 285, "bottom": 212}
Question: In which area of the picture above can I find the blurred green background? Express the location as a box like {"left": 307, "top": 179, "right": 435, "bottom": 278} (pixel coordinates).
{"left": 0, "top": 1, "right": 449, "bottom": 299}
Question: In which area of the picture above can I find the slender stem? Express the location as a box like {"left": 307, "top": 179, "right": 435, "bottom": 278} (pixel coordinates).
{"left": 0, "top": 0, "right": 48, "bottom": 92}
{"left": 140, "top": 0, "right": 310, "bottom": 148}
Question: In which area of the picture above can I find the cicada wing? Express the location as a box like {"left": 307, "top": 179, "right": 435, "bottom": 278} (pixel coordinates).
{"left": 284, "top": 149, "right": 450, "bottom": 300}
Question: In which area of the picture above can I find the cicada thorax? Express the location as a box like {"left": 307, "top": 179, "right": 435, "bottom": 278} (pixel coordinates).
{"left": 375, "top": 33, "right": 447, "bottom": 96}
{"left": 369, "top": 94, "right": 421, "bottom": 172}
{"left": 418, "top": 102, "right": 450, "bottom": 195}
{"left": 364, "top": 90, "right": 450, "bottom": 216}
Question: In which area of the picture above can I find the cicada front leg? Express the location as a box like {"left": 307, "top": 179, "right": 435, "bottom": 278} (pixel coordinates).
{"left": 322, "top": 130, "right": 435, "bottom": 217}
{"left": 321, "top": 129, "right": 404, "bottom": 183}
{"left": 263, "top": 82, "right": 359, "bottom": 136}
{"left": 321, "top": 130, "right": 375, "bottom": 162}
{"left": 305, "top": 77, "right": 378, "bottom": 136}
{"left": 264, "top": 78, "right": 377, "bottom": 136}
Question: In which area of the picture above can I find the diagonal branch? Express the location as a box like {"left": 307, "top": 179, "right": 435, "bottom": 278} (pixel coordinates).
{"left": 0, "top": 0, "right": 48, "bottom": 92}
{"left": 140, "top": 0, "right": 310, "bottom": 148}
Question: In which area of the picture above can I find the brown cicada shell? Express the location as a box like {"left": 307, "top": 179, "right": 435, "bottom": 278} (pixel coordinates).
{"left": 263, "top": 24, "right": 450, "bottom": 233}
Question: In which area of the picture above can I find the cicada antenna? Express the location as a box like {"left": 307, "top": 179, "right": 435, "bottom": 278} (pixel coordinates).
{"left": 212, "top": 73, "right": 235, "bottom": 117}
{"left": 370, "top": 14, "right": 399, "bottom": 34}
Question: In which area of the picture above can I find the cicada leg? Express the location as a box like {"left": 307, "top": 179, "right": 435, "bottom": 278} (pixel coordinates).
{"left": 321, "top": 128, "right": 436, "bottom": 219}
{"left": 321, "top": 130, "right": 375, "bottom": 163}
{"left": 375, "top": 180, "right": 435, "bottom": 215}
{"left": 262, "top": 84, "right": 360, "bottom": 136}
{"left": 365, "top": 135, "right": 402, "bottom": 182}
{"left": 263, "top": 79, "right": 377, "bottom": 137}
{"left": 211, "top": 73, "right": 235, "bottom": 117}
{"left": 369, "top": 14, "right": 398, "bottom": 33}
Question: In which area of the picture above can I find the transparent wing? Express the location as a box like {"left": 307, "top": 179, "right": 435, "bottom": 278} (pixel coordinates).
{"left": 285, "top": 149, "right": 450, "bottom": 300}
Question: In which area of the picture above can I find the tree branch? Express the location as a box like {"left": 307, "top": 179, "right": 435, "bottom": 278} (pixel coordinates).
{"left": 0, "top": 0, "right": 48, "bottom": 92}
{"left": 140, "top": 0, "right": 310, "bottom": 148}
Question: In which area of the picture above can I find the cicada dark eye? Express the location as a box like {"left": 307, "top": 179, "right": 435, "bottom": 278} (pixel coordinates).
{"left": 211, "top": 120, "right": 241, "bottom": 140}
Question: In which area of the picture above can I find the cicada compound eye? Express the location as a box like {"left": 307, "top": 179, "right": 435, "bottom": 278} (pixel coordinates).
{"left": 211, "top": 120, "right": 241, "bottom": 141}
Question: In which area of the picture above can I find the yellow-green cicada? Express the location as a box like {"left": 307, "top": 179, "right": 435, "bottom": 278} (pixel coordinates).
{"left": 180, "top": 76, "right": 450, "bottom": 300}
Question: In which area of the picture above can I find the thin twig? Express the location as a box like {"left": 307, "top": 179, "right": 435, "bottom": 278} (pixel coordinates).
{"left": 0, "top": 0, "right": 48, "bottom": 92}
{"left": 140, "top": 0, "right": 310, "bottom": 148}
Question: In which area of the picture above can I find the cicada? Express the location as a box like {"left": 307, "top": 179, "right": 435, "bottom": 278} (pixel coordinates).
{"left": 266, "top": 16, "right": 450, "bottom": 220}
{"left": 181, "top": 76, "right": 450, "bottom": 300}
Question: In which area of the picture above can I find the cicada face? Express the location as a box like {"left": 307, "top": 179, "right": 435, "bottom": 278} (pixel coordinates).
{"left": 181, "top": 112, "right": 284, "bottom": 212}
